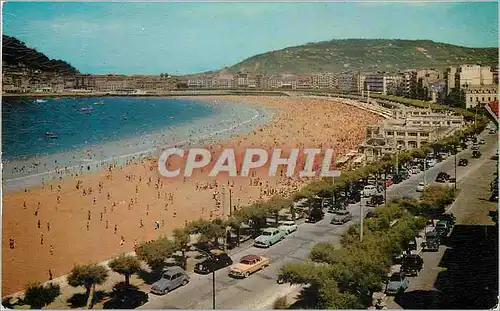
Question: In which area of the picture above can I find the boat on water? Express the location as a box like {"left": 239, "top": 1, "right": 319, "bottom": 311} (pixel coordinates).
{"left": 93, "top": 100, "right": 104, "bottom": 105}
{"left": 45, "top": 132, "right": 58, "bottom": 139}
{"left": 35, "top": 99, "right": 47, "bottom": 103}
{"left": 79, "top": 107, "right": 94, "bottom": 112}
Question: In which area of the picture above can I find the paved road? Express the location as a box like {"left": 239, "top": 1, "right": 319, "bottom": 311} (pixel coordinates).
{"left": 142, "top": 131, "right": 498, "bottom": 309}
{"left": 386, "top": 133, "right": 498, "bottom": 309}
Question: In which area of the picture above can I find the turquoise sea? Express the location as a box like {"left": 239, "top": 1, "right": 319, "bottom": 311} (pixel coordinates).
{"left": 2, "top": 97, "right": 215, "bottom": 161}
{"left": 2, "top": 96, "right": 272, "bottom": 190}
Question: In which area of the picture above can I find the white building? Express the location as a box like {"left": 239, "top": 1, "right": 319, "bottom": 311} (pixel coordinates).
{"left": 464, "top": 85, "right": 499, "bottom": 109}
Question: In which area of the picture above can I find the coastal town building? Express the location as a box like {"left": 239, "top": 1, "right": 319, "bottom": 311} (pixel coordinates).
{"left": 445, "top": 65, "right": 495, "bottom": 95}
{"left": 359, "top": 107, "right": 464, "bottom": 162}
{"left": 364, "top": 73, "right": 402, "bottom": 95}
{"left": 464, "top": 85, "right": 499, "bottom": 109}
{"left": 337, "top": 72, "right": 359, "bottom": 92}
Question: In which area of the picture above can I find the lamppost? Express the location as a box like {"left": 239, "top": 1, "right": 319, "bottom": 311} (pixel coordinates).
{"left": 195, "top": 247, "right": 216, "bottom": 309}
{"left": 454, "top": 144, "right": 457, "bottom": 191}
{"left": 360, "top": 198, "right": 364, "bottom": 242}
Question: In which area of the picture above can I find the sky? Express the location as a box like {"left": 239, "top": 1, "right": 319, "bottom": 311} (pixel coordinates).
{"left": 2, "top": 1, "right": 498, "bottom": 75}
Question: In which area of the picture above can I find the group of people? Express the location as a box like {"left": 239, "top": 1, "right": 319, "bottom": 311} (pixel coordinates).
{"left": 4, "top": 96, "right": 381, "bottom": 294}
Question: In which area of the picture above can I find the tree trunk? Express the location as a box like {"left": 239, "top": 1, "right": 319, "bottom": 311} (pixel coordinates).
{"left": 125, "top": 274, "right": 130, "bottom": 285}
{"left": 290, "top": 206, "right": 295, "bottom": 221}
{"left": 236, "top": 227, "right": 241, "bottom": 247}
{"left": 86, "top": 283, "right": 95, "bottom": 309}
{"left": 275, "top": 212, "right": 279, "bottom": 226}
{"left": 181, "top": 250, "right": 186, "bottom": 269}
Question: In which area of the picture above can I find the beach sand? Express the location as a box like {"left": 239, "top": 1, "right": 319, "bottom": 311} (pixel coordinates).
{"left": 2, "top": 96, "right": 382, "bottom": 295}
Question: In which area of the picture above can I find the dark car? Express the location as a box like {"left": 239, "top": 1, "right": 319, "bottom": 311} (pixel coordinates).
{"left": 328, "top": 200, "right": 348, "bottom": 213}
{"left": 330, "top": 209, "right": 353, "bottom": 225}
{"left": 437, "top": 213, "right": 456, "bottom": 228}
{"left": 458, "top": 158, "right": 468, "bottom": 166}
{"left": 345, "top": 192, "right": 361, "bottom": 204}
{"left": 194, "top": 250, "right": 233, "bottom": 274}
{"left": 366, "top": 194, "right": 384, "bottom": 207}
{"left": 422, "top": 231, "right": 440, "bottom": 252}
{"left": 401, "top": 254, "right": 424, "bottom": 276}
{"left": 306, "top": 208, "right": 324, "bottom": 223}
{"left": 104, "top": 285, "right": 148, "bottom": 309}
{"left": 435, "top": 172, "right": 451, "bottom": 183}
{"left": 490, "top": 188, "right": 498, "bottom": 202}
{"left": 435, "top": 220, "right": 451, "bottom": 237}
{"left": 472, "top": 150, "right": 481, "bottom": 158}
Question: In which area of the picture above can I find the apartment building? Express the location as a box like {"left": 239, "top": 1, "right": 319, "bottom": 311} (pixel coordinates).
{"left": 464, "top": 85, "right": 499, "bottom": 109}
{"left": 359, "top": 108, "right": 464, "bottom": 162}
{"left": 364, "top": 73, "right": 401, "bottom": 95}
{"left": 337, "top": 72, "right": 359, "bottom": 92}
{"left": 445, "top": 65, "right": 494, "bottom": 95}
{"left": 311, "top": 72, "right": 336, "bottom": 89}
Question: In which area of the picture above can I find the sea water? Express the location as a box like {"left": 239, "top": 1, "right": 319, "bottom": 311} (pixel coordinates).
{"left": 2, "top": 96, "right": 273, "bottom": 190}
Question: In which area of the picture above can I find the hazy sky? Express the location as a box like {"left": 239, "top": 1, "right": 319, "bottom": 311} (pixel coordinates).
{"left": 3, "top": 1, "right": 498, "bottom": 75}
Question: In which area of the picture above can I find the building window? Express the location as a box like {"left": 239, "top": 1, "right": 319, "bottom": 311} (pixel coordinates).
{"left": 397, "top": 132, "right": 405, "bottom": 136}
{"left": 408, "top": 132, "right": 417, "bottom": 137}
{"left": 386, "top": 131, "right": 394, "bottom": 136}
{"left": 420, "top": 133, "right": 429, "bottom": 137}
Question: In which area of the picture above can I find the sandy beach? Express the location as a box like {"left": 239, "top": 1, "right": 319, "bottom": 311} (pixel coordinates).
{"left": 2, "top": 95, "right": 382, "bottom": 295}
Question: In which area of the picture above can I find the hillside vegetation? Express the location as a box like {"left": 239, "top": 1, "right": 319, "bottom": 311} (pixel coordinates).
{"left": 3, "top": 35, "right": 79, "bottom": 75}
{"left": 227, "top": 39, "right": 498, "bottom": 75}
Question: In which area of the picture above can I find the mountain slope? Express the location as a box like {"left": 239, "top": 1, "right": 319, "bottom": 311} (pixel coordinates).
{"left": 2, "top": 35, "right": 79, "bottom": 75}
{"left": 227, "top": 39, "right": 498, "bottom": 75}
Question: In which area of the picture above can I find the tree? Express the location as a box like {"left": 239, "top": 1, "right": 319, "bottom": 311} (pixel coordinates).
{"left": 136, "top": 236, "right": 176, "bottom": 269}
{"left": 108, "top": 254, "right": 141, "bottom": 285}
{"left": 173, "top": 228, "right": 190, "bottom": 269}
{"left": 24, "top": 282, "right": 61, "bottom": 309}
{"left": 67, "top": 264, "right": 108, "bottom": 309}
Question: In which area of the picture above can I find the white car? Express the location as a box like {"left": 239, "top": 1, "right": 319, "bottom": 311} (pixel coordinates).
{"left": 409, "top": 166, "right": 420, "bottom": 175}
{"left": 416, "top": 182, "right": 427, "bottom": 192}
{"left": 478, "top": 138, "right": 485, "bottom": 145}
{"left": 278, "top": 220, "right": 298, "bottom": 234}
{"left": 363, "top": 185, "right": 378, "bottom": 197}
{"left": 426, "top": 159, "right": 437, "bottom": 168}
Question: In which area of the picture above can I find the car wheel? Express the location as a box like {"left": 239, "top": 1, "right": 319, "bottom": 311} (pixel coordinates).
{"left": 244, "top": 272, "right": 250, "bottom": 278}
{"left": 182, "top": 279, "right": 189, "bottom": 286}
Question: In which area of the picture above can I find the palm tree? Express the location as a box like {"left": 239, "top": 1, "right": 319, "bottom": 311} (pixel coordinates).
{"left": 67, "top": 264, "right": 108, "bottom": 309}
{"left": 108, "top": 254, "right": 141, "bottom": 285}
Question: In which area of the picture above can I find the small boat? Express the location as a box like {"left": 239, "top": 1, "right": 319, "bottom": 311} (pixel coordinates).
{"left": 35, "top": 99, "right": 47, "bottom": 103}
{"left": 93, "top": 100, "right": 104, "bottom": 105}
{"left": 79, "top": 107, "right": 94, "bottom": 112}
{"left": 46, "top": 132, "right": 58, "bottom": 139}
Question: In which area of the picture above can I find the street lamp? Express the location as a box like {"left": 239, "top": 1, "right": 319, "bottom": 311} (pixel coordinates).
{"left": 454, "top": 144, "right": 457, "bottom": 191}
{"left": 195, "top": 247, "right": 216, "bottom": 309}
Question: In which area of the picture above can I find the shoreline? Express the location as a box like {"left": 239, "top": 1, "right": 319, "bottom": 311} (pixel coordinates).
{"left": 3, "top": 99, "right": 274, "bottom": 192}
{"left": 2, "top": 95, "right": 382, "bottom": 295}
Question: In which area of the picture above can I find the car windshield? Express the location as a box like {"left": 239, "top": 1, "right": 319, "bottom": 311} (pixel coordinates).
{"left": 163, "top": 274, "right": 173, "bottom": 280}
{"left": 419, "top": 182, "right": 424, "bottom": 186}
{"left": 282, "top": 222, "right": 294, "bottom": 226}
{"left": 240, "top": 259, "right": 253, "bottom": 265}
{"left": 262, "top": 231, "right": 272, "bottom": 236}
{"left": 390, "top": 274, "right": 401, "bottom": 281}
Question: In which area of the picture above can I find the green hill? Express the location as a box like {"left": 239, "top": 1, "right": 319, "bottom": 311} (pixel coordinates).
{"left": 227, "top": 39, "right": 498, "bottom": 75}
{"left": 2, "top": 35, "right": 78, "bottom": 75}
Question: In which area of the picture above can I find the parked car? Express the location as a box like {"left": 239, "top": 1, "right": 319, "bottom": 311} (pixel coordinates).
{"left": 366, "top": 194, "right": 384, "bottom": 207}
{"left": 401, "top": 254, "right": 424, "bottom": 276}
{"left": 416, "top": 182, "right": 427, "bottom": 192}
{"left": 435, "top": 220, "right": 451, "bottom": 237}
{"left": 471, "top": 143, "right": 480, "bottom": 151}
{"left": 194, "top": 250, "right": 233, "bottom": 274}
{"left": 150, "top": 266, "right": 190, "bottom": 295}
{"left": 278, "top": 220, "right": 298, "bottom": 234}
{"left": 478, "top": 138, "right": 485, "bottom": 144}
{"left": 253, "top": 227, "right": 286, "bottom": 248}
{"left": 472, "top": 150, "right": 481, "bottom": 158}
{"left": 328, "top": 200, "right": 348, "bottom": 212}
{"left": 435, "top": 172, "right": 451, "bottom": 183}
{"left": 229, "top": 254, "right": 269, "bottom": 278}
{"left": 458, "top": 158, "right": 468, "bottom": 166}
{"left": 410, "top": 166, "right": 420, "bottom": 175}
{"left": 330, "top": 210, "right": 353, "bottom": 225}
{"left": 437, "top": 213, "right": 456, "bottom": 228}
{"left": 490, "top": 188, "right": 499, "bottom": 202}
{"left": 306, "top": 208, "right": 324, "bottom": 223}
{"left": 489, "top": 129, "right": 497, "bottom": 135}
{"left": 492, "top": 150, "right": 499, "bottom": 160}
{"left": 422, "top": 231, "right": 440, "bottom": 252}
{"left": 426, "top": 158, "right": 438, "bottom": 167}
{"left": 385, "top": 272, "right": 409, "bottom": 295}
{"left": 363, "top": 185, "right": 378, "bottom": 197}
{"left": 346, "top": 192, "right": 361, "bottom": 204}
